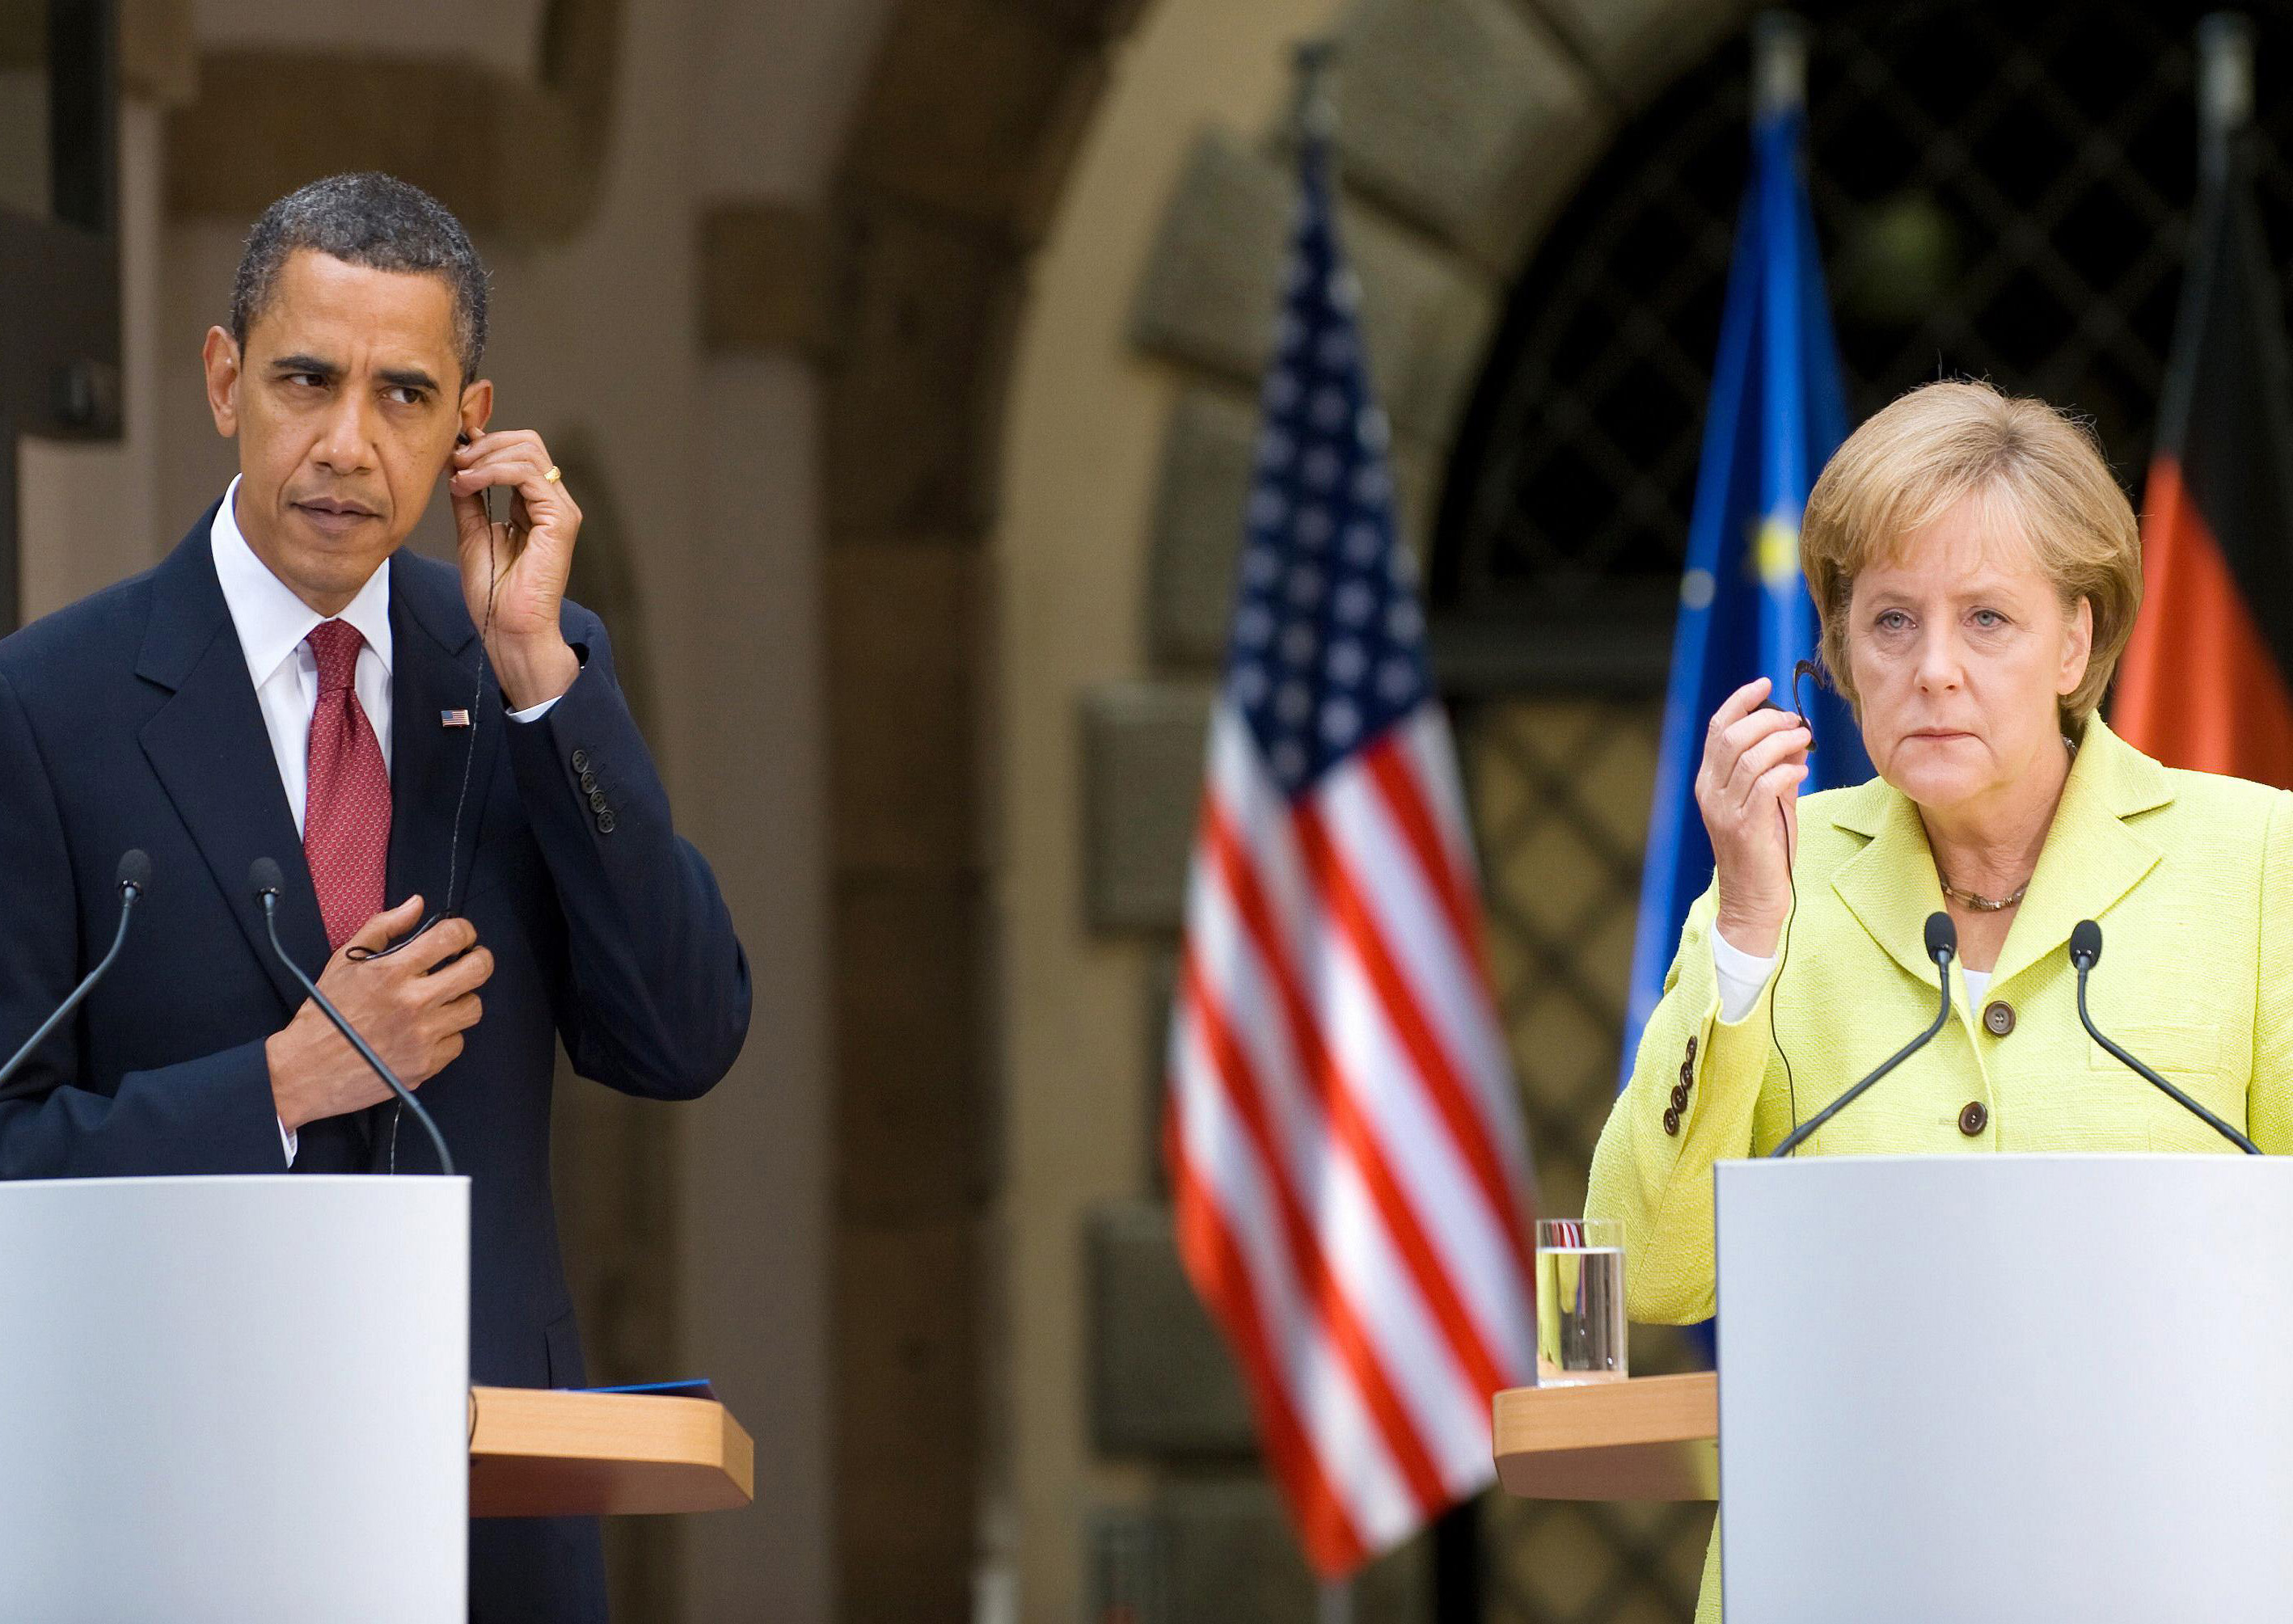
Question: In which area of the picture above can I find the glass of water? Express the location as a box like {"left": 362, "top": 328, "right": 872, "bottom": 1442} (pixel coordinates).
{"left": 1535, "top": 1218, "right": 1626, "bottom": 1385}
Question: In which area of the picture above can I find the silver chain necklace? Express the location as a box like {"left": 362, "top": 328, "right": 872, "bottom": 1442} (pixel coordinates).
{"left": 1932, "top": 734, "right": 2077, "bottom": 913}
{"left": 1936, "top": 872, "right": 2027, "bottom": 911}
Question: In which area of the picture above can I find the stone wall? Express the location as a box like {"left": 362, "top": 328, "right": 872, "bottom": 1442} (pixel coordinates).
{"left": 784, "top": 2, "right": 1158, "bottom": 1617}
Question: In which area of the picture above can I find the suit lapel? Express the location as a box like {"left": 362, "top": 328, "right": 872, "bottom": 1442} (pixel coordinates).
{"left": 1826, "top": 717, "right": 2173, "bottom": 998}
{"left": 136, "top": 521, "right": 330, "bottom": 1016}
{"left": 1828, "top": 778, "right": 1950, "bottom": 993}
{"left": 1987, "top": 719, "right": 2168, "bottom": 993}
{"left": 386, "top": 552, "right": 499, "bottom": 918}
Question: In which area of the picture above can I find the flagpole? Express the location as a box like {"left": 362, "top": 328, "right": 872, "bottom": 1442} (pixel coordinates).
{"left": 2198, "top": 12, "right": 2253, "bottom": 170}
{"left": 1751, "top": 9, "right": 1808, "bottom": 115}
{"left": 1290, "top": 36, "right": 1341, "bottom": 146}
{"left": 1296, "top": 38, "right": 1369, "bottom": 1624}
{"left": 1320, "top": 15, "right": 1491, "bottom": 1617}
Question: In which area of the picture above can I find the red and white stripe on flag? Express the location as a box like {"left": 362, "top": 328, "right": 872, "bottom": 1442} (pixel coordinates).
{"left": 1166, "top": 701, "right": 1539, "bottom": 1576}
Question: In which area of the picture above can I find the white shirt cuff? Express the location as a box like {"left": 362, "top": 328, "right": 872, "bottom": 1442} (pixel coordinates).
{"left": 507, "top": 692, "right": 562, "bottom": 723}
{"left": 1712, "top": 926, "right": 1779, "bottom": 1024}
{"left": 279, "top": 1118, "right": 298, "bottom": 1166}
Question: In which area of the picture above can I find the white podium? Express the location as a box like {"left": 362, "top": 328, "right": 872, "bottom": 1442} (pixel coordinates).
{"left": 0, "top": 1176, "right": 469, "bottom": 1622}
{"left": 1715, "top": 1154, "right": 2293, "bottom": 1622}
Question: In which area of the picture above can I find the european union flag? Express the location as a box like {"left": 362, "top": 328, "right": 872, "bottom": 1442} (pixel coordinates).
{"left": 1622, "top": 47, "right": 1871, "bottom": 1082}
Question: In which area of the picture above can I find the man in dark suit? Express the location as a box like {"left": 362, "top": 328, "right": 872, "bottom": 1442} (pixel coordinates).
{"left": 0, "top": 173, "right": 750, "bottom": 1619}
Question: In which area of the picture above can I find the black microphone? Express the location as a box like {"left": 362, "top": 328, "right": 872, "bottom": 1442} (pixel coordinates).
{"left": 2070, "top": 918, "right": 2258, "bottom": 1155}
{"left": 1770, "top": 911, "right": 1957, "bottom": 1158}
{"left": 248, "top": 858, "right": 456, "bottom": 1177}
{"left": 0, "top": 850, "right": 153, "bottom": 1102}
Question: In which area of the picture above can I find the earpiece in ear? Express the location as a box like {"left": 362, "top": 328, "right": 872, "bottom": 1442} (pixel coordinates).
{"left": 455, "top": 430, "right": 472, "bottom": 448}
{"left": 1789, "top": 658, "right": 1825, "bottom": 747}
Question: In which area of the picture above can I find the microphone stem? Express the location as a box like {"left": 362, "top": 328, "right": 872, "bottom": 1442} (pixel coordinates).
{"left": 260, "top": 897, "right": 456, "bottom": 1178}
{"left": 1769, "top": 955, "right": 1953, "bottom": 1158}
{"left": 0, "top": 887, "right": 140, "bottom": 1099}
{"left": 2075, "top": 964, "right": 2259, "bottom": 1156}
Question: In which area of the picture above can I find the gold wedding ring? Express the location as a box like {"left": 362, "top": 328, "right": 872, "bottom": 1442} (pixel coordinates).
{"left": 543, "top": 465, "right": 562, "bottom": 483}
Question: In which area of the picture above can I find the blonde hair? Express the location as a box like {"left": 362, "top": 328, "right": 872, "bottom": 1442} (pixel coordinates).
{"left": 1800, "top": 379, "right": 2142, "bottom": 729}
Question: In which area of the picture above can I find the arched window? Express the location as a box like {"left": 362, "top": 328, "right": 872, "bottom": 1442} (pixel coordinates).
{"left": 1439, "top": 0, "right": 2293, "bottom": 656}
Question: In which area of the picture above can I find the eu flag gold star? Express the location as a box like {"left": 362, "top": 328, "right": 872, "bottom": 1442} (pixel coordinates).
{"left": 1755, "top": 513, "right": 1800, "bottom": 587}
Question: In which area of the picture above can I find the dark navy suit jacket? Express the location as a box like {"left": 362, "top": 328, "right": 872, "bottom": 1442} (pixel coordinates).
{"left": 0, "top": 507, "right": 751, "bottom": 1620}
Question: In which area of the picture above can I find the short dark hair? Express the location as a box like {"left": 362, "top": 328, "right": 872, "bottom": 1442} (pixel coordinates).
{"left": 230, "top": 173, "right": 488, "bottom": 382}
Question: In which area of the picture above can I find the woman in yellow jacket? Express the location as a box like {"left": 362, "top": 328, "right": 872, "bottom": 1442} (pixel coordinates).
{"left": 1587, "top": 379, "right": 2293, "bottom": 1622}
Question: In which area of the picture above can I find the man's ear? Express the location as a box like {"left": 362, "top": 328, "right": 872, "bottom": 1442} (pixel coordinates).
{"left": 201, "top": 326, "right": 243, "bottom": 438}
{"left": 456, "top": 378, "right": 494, "bottom": 446}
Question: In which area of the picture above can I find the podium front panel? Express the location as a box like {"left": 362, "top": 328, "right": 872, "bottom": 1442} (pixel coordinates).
{"left": 1716, "top": 1154, "right": 2293, "bottom": 1622}
{"left": 0, "top": 1175, "right": 469, "bottom": 1621}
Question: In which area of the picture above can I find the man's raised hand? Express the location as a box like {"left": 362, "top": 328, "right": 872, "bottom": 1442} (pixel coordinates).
{"left": 447, "top": 428, "right": 582, "bottom": 710}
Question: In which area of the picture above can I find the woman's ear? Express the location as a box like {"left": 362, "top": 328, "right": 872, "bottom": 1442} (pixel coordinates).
{"left": 2059, "top": 595, "right": 2096, "bottom": 697}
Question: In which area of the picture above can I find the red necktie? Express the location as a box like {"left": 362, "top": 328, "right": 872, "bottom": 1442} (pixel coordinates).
{"left": 303, "top": 619, "right": 391, "bottom": 951}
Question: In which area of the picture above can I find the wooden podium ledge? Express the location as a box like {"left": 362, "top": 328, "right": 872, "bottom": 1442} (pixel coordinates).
{"left": 469, "top": 1386, "right": 755, "bottom": 1518}
{"left": 1493, "top": 1372, "right": 1717, "bottom": 1502}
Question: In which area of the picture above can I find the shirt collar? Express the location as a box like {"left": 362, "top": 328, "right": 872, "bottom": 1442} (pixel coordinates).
{"left": 209, "top": 475, "right": 394, "bottom": 688}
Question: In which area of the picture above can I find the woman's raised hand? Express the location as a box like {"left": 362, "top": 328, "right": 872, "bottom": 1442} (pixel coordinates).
{"left": 1695, "top": 677, "right": 1811, "bottom": 958}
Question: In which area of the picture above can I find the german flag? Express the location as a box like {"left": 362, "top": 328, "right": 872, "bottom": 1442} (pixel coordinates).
{"left": 2112, "top": 74, "right": 2293, "bottom": 786}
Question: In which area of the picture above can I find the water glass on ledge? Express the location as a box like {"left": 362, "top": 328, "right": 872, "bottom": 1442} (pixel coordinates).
{"left": 1535, "top": 1217, "right": 1626, "bottom": 1385}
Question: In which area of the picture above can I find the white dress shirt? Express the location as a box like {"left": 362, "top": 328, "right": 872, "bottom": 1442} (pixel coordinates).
{"left": 209, "top": 478, "right": 561, "bottom": 1163}
{"left": 211, "top": 477, "right": 397, "bottom": 831}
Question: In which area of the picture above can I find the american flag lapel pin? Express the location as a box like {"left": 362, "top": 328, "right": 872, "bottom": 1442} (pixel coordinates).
{"left": 441, "top": 708, "right": 472, "bottom": 728}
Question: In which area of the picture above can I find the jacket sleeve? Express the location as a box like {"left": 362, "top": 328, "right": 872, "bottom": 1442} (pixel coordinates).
{"left": 0, "top": 671, "right": 286, "bottom": 1177}
{"left": 2248, "top": 789, "right": 2293, "bottom": 1154}
{"left": 1585, "top": 882, "right": 1780, "bottom": 1323}
{"left": 505, "top": 607, "right": 752, "bottom": 1100}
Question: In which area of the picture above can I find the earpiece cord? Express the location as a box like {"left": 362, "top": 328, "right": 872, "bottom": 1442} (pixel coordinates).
{"left": 1771, "top": 659, "right": 1823, "bottom": 1155}
{"left": 437, "top": 513, "right": 499, "bottom": 915}
{"left": 332, "top": 477, "right": 503, "bottom": 1175}
{"left": 344, "top": 488, "right": 500, "bottom": 965}
{"left": 1772, "top": 799, "right": 1800, "bottom": 1154}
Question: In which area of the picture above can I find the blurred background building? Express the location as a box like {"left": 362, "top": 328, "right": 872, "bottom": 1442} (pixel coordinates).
{"left": 10, "top": 0, "right": 2292, "bottom": 1618}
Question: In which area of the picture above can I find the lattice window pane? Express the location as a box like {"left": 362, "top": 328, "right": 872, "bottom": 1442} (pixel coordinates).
{"left": 1435, "top": 0, "right": 2293, "bottom": 641}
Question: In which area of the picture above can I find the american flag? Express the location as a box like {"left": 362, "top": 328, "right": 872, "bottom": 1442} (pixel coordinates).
{"left": 1164, "top": 133, "right": 1538, "bottom": 1576}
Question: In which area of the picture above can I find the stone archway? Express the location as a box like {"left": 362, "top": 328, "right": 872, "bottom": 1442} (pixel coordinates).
{"left": 796, "top": 5, "right": 1159, "bottom": 1615}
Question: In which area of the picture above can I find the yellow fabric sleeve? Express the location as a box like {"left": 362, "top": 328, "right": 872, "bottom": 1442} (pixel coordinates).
{"left": 1586, "top": 883, "right": 1779, "bottom": 1324}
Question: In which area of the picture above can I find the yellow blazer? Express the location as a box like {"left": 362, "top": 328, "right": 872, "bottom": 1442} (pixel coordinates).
{"left": 1586, "top": 715, "right": 2293, "bottom": 1619}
